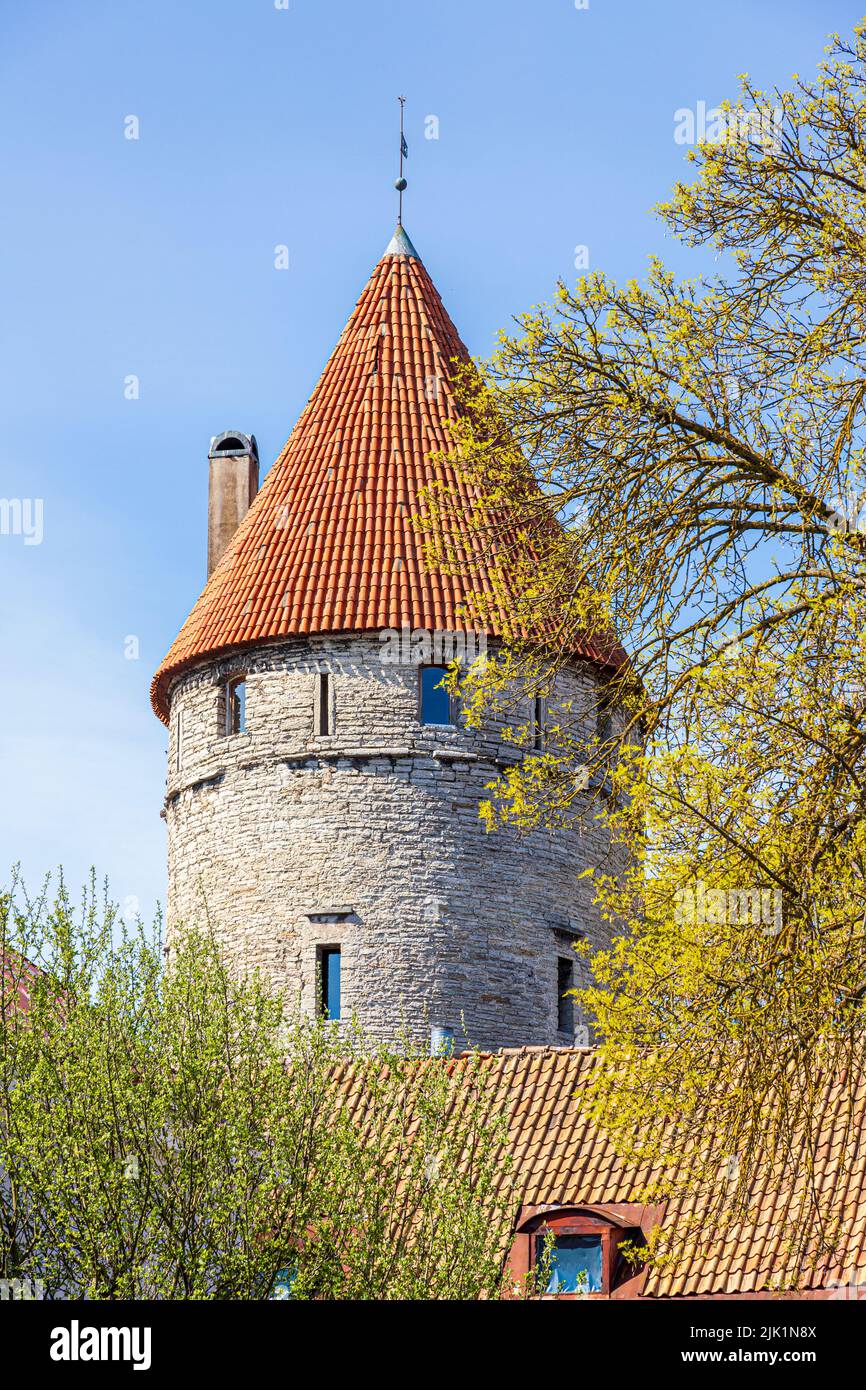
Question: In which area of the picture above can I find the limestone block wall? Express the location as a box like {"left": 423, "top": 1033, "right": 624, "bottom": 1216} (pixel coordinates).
{"left": 162, "top": 633, "right": 628, "bottom": 1052}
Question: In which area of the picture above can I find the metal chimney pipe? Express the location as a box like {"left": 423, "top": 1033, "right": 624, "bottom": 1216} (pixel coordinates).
{"left": 207, "top": 431, "right": 259, "bottom": 577}
{"left": 430, "top": 1024, "right": 456, "bottom": 1057}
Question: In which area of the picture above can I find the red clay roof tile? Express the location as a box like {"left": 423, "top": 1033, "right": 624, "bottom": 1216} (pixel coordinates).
{"left": 151, "top": 231, "right": 621, "bottom": 723}
{"left": 334, "top": 1047, "right": 866, "bottom": 1298}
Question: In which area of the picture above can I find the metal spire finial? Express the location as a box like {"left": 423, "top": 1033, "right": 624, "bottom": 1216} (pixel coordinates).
{"left": 395, "top": 95, "right": 408, "bottom": 224}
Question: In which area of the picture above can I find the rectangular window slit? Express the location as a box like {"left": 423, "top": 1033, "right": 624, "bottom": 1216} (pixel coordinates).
{"left": 317, "top": 672, "right": 332, "bottom": 735}
{"left": 319, "top": 947, "right": 341, "bottom": 1021}
{"left": 533, "top": 695, "right": 546, "bottom": 751}
{"left": 222, "top": 675, "right": 246, "bottom": 736}
{"left": 597, "top": 686, "right": 614, "bottom": 745}
{"left": 558, "top": 955, "right": 574, "bottom": 1035}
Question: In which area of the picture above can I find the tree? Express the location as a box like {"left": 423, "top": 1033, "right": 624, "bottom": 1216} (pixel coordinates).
{"left": 0, "top": 871, "right": 517, "bottom": 1300}
{"left": 421, "top": 25, "right": 866, "bottom": 1264}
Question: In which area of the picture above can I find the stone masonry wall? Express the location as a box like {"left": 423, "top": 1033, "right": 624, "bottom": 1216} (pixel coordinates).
{"left": 162, "top": 633, "right": 628, "bottom": 1051}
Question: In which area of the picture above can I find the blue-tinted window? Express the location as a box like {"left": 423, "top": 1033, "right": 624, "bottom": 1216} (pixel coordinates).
{"left": 235, "top": 680, "right": 246, "bottom": 731}
{"left": 320, "top": 947, "right": 341, "bottom": 1021}
{"left": 420, "top": 666, "right": 455, "bottom": 725}
{"left": 539, "top": 1234, "right": 603, "bottom": 1293}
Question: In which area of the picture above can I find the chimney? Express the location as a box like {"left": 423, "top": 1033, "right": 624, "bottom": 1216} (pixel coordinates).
{"left": 429, "top": 1024, "right": 456, "bottom": 1057}
{"left": 207, "top": 431, "right": 259, "bottom": 577}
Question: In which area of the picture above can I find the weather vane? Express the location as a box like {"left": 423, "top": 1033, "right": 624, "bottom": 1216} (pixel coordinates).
{"left": 395, "top": 95, "right": 408, "bottom": 225}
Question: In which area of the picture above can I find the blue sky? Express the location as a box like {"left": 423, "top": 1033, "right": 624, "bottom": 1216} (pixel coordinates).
{"left": 1, "top": 0, "right": 861, "bottom": 924}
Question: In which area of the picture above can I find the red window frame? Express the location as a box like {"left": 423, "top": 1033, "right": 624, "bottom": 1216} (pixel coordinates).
{"left": 510, "top": 1208, "right": 640, "bottom": 1299}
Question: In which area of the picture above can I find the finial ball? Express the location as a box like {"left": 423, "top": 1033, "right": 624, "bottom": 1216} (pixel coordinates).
{"left": 394, "top": 177, "right": 408, "bottom": 192}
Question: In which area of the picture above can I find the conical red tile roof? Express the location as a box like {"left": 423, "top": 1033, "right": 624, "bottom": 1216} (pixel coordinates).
{"left": 151, "top": 228, "right": 619, "bottom": 724}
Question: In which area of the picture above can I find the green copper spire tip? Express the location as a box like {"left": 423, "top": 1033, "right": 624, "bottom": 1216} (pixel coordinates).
{"left": 384, "top": 224, "right": 421, "bottom": 259}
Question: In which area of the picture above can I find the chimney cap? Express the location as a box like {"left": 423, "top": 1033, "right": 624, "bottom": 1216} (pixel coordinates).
{"left": 430, "top": 1024, "right": 456, "bottom": 1057}
{"left": 209, "top": 430, "right": 258, "bottom": 460}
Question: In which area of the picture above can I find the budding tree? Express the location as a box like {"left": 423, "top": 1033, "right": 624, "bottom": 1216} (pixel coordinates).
{"left": 421, "top": 25, "right": 866, "bottom": 1266}
{"left": 0, "top": 872, "right": 517, "bottom": 1300}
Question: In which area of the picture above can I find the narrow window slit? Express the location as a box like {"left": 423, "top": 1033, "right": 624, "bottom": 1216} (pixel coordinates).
{"left": 533, "top": 695, "right": 546, "bottom": 751}
{"left": 317, "top": 672, "right": 332, "bottom": 736}
{"left": 319, "top": 946, "right": 341, "bottom": 1021}
{"left": 557, "top": 955, "right": 574, "bottom": 1035}
{"left": 221, "top": 675, "right": 246, "bottom": 736}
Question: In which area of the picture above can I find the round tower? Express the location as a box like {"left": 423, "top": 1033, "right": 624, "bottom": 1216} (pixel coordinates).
{"left": 151, "top": 225, "right": 627, "bottom": 1052}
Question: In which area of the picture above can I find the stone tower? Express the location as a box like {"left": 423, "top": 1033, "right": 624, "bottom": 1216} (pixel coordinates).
{"left": 151, "top": 224, "right": 625, "bottom": 1052}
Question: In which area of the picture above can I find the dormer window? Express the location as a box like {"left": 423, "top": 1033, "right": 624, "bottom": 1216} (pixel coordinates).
{"left": 539, "top": 1233, "right": 603, "bottom": 1294}
{"left": 221, "top": 674, "right": 246, "bottom": 736}
{"left": 511, "top": 1208, "right": 645, "bottom": 1298}
{"left": 419, "top": 666, "right": 458, "bottom": 726}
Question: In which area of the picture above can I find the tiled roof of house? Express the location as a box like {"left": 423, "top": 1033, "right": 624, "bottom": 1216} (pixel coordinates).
{"left": 1, "top": 948, "right": 42, "bottom": 1017}
{"left": 333, "top": 1046, "right": 866, "bottom": 1298}
{"left": 151, "top": 228, "right": 622, "bottom": 723}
